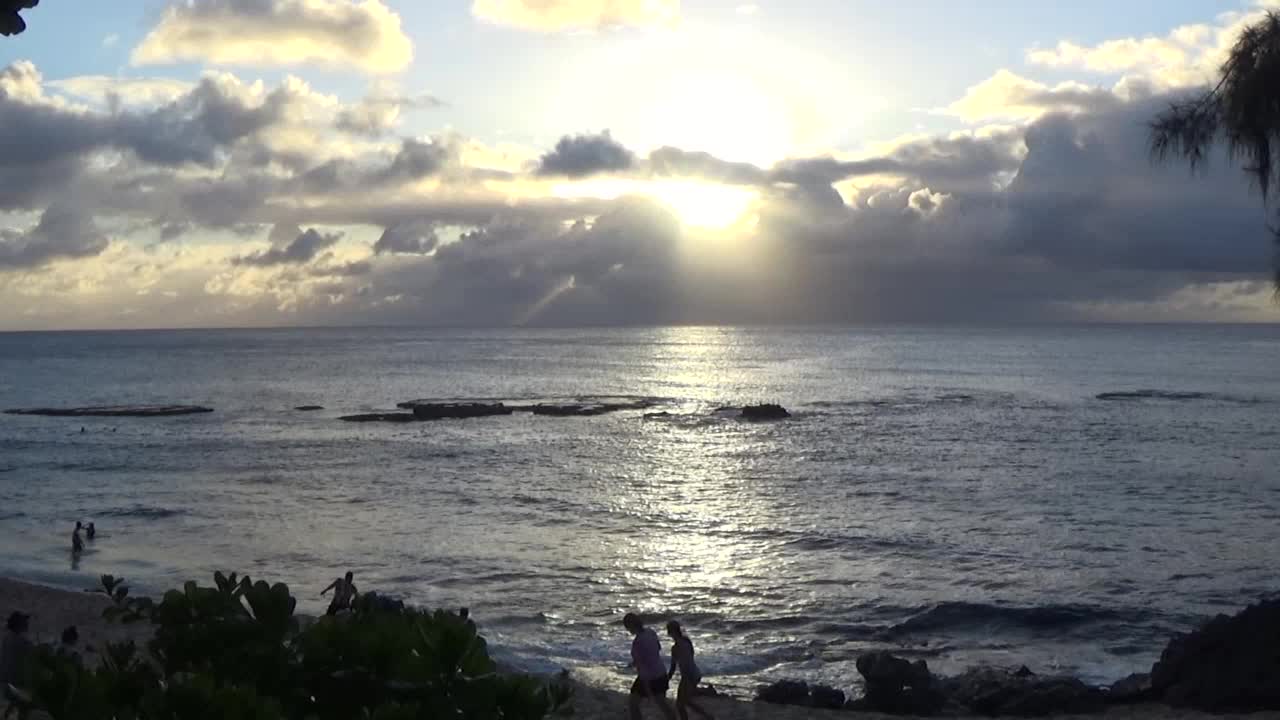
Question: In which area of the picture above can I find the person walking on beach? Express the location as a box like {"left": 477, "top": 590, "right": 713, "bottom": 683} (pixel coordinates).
{"left": 71, "top": 522, "right": 84, "bottom": 555}
{"left": 623, "top": 613, "right": 677, "bottom": 720}
{"left": 666, "top": 621, "right": 714, "bottom": 720}
{"left": 320, "top": 571, "right": 357, "bottom": 615}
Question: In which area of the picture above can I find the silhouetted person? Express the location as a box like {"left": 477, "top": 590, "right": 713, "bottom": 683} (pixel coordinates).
{"left": 667, "top": 621, "right": 714, "bottom": 720}
{"left": 623, "top": 613, "right": 676, "bottom": 720}
{"left": 85, "top": 522, "right": 95, "bottom": 541}
{"left": 321, "top": 571, "right": 357, "bottom": 615}
{"left": 71, "top": 522, "right": 83, "bottom": 554}
{"left": 0, "top": 611, "right": 32, "bottom": 688}
{"left": 459, "top": 607, "right": 476, "bottom": 631}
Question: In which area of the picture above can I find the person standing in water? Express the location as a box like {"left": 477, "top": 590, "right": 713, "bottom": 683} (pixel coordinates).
{"left": 320, "top": 571, "right": 357, "bottom": 615}
{"left": 667, "top": 621, "right": 714, "bottom": 720}
{"left": 623, "top": 613, "right": 676, "bottom": 720}
{"left": 85, "top": 522, "right": 96, "bottom": 541}
{"left": 71, "top": 522, "right": 84, "bottom": 554}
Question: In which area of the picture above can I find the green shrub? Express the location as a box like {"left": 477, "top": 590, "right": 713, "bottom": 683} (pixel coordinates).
{"left": 7, "top": 573, "right": 572, "bottom": 719}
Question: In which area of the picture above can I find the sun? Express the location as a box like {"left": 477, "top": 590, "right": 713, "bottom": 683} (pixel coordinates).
{"left": 552, "top": 179, "right": 756, "bottom": 230}
{"left": 646, "top": 181, "right": 756, "bottom": 229}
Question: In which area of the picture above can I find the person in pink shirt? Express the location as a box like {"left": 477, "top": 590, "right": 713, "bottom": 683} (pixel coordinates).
{"left": 623, "top": 613, "right": 677, "bottom": 720}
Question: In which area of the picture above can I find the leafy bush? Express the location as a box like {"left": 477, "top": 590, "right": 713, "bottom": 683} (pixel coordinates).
{"left": 6, "top": 573, "right": 571, "bottom": 719}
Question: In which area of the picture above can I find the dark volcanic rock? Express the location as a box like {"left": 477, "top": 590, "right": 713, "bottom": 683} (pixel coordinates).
{"left": 755, "top": 680, "right": 811, "bottom": 706}
{"left": 740, "top": 403, "right": 790, "bottom": 420}
{"left": 339, "top": 413, "right": 418, "bottom": 423}
{"left": 5, "top": 405, "right": 213, "bottom": 417}
{"left": 410, "top": 403, "right": 512, "bottom": 420}
{"left": 1149, "top": 597, "right": 1280, "bottom": 711}
{"left": 1106, "top": 673, "right": 1153, "bottom": 704}
{"left": 809, "top": 685, "right": 846, "bottom": 709}
{"left": 295, "top": 405, "right": 324, "bottom": 411}
{"left": 855, "top": 651, "right": 943, "bottom": 715}
{"left": 940, "top": 666, "right": 1104, "bottom": 717}
{"left": 528, "top": 404, "right": 604, "bottom": 417}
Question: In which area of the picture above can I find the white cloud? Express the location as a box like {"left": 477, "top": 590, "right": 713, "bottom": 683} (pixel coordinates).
{"left": 50, "top": 76, "right": 196, "bottom": 107}
{"left": 944, "top": 69, "right": 1118, "bottom": 123}
{"left": 472, "top": 0, "right": 679, "bottom": 31}
{"left": 132, "top": 0, "right": 413, "bottom": 75}
{"left": 102, "top": 34, "right": 120, "bottom": 48}
{"left": 1025, "top": 2, "right": 1280, "bottom": 89}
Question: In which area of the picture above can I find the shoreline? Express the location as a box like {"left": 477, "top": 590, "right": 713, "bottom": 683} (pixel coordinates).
{"left": 3, "top": 575, "right": 1276, "bottom": 719}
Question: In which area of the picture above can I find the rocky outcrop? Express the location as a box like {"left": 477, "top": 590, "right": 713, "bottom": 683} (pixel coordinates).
{"left": 740, "top": 403, "right": 790, "bottom": 420}
{"left": 755, "top": 680, "right": 844, "bottom": 708}
{"left": 5, "top": 405, "right": 213, "bottom": 417}
{"left": 294, "top": 405, "right": 324, "bottom": 411}
{"left": 939, "top": 666, "right": 1104, "bottom": 717}
{"left": 853, "top": 651, "right": 944, "bottom": 715}
{"left": 1149, "top": 598, "right": 1280, "bottom": 711}
{"left": 410, "top": 403, "right": 513, "bottom": 420}
{"left": 339, "top": 413, "right": 418, "bottom": 423}
{"left": 1106, "top": 673, "right": 1153, "bottom": 704}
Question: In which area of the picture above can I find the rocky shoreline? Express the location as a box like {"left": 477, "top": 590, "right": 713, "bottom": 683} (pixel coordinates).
{"left": 3, "top": 574, "right": 1278, "bottom": 719}
{"left": 752, "top": 596, "right": 1280, "bottom": 716}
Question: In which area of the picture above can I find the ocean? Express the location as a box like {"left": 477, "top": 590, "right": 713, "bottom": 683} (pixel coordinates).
{"left": 1, "top": 324, "right": 1278, "bottom": 696}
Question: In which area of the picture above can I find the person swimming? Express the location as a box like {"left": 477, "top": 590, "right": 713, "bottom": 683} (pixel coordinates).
{"left": 667, "top": 621, "right": 714, "bottom": 720}
{"left": 320, "top": 571, "right": 357, "bottom": 615}
{"left": 71, "top": 522, "right": 83, "bottom": 554}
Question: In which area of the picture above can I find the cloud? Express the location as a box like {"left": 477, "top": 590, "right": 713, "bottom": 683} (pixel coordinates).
{"left": 373, "top": 221, "right": 437, "bottom": 255}
{"left": 132, "top": 0, "right": 413, "bottom": 74}
{"left": 944, "top": 69, "right": 1121, "bottom": 122}
{"left": 472, "top": 0, "right": 679, "bottom": 31}
{"left": 232, "top": 226, "right": 342, "bottom": 266}
{"left": 1025, "top": 3, "right": 1280, "bottom": 89}
{"left": 335, "top": 89, "right": 444, "bottom": 137}
{"left": 49, "top": 76, "right": 196, "bottom": 107}
{"left": 0, "top": 202, "right": 108, "bottom": 269}
{"left": 536, "top": 131, "right": 635, "bottom": 177}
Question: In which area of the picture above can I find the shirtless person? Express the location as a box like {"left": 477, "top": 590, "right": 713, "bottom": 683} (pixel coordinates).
{"left": 623, "top": 613, "right": 676, "bottom": 720}
{"left": 320, "top": 571, "right": 357, "bottom": 615}
{"left": 667, "top": 621, "right": 714, "bottom": 720}
{"left": 71, "top": 522, "right": 84, "bottom": 555}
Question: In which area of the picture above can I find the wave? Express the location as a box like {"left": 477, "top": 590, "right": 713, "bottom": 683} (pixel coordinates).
{"left": 97, "top": 505, "right": 188, "bottom": 520}
{"left": 882, "top": 601, "right": 1155, "bottom": 638}
{"left": 1096, "top": 389, "right": 1263, "bottom": 404}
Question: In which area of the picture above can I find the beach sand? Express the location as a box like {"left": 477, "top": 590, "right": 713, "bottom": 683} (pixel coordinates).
{"left": 2, "top": 576, "right": 1277, "bottom": 720}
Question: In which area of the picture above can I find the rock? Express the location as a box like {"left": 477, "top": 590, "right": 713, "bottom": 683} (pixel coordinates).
{"left": 410, "top": 403, "right": 513, "bottom": 420}
{"left": 693, "top": 683, "right": 719, "bottom": 698}
{"left": 740, "top": 403, "right": 790, "bottom": 420}
{"left": 5, "top": 405, "right": 213, "bottom": 417}
{"left": 755, "top": 679, "right": 810, "bottom": 706}
{"left": 810, "top": 685, "right": 846, "bottom": 709}
{"left": 643, "top": 411, "right": 672, "bottom": 419}
{"left": 1106, "top": 673, "right": 1153, "bottom": 704}
{"left": 295, "top": 405, "right": 324, "bottom": 411}
{"left": 856, "top": 651, "right": 943, "bottom": 715}
{"left": 529, "top": 404, "right": 605, "bottom": 417}
{"left": 940, "top": 666, "right": 1105, "bottom": 717}
{"left": 339, "top": 413, "right": 418, "bottom": 423}
{"left": 1149, "top": 597, "right": 1280, "bottom": 711}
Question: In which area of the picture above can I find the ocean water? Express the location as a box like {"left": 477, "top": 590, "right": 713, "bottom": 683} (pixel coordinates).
{"left": 2, "top": 325, "right": 1279, "bottom": 696}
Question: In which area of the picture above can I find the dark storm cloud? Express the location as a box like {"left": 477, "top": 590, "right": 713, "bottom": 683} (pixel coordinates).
{"left": 373, "top": 221, "right": 437, "bottom": 255}
{"left": 232, "top": 227, "right": 341, "bottom": 266}
{"left": 0, "top": 202, "right": 108, "bottom": 268}
{"left": 536, "top": 130, "right": 635, "bottom": 177}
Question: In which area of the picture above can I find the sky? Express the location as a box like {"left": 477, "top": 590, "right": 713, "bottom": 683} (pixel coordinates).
{"left": 0, "top": 0, "right": 1277, "bottom": 330}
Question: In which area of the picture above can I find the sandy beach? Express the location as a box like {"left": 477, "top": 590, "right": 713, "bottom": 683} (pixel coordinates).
{"left": 3, "top": 576, "right": 1277, "bottom": 720}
